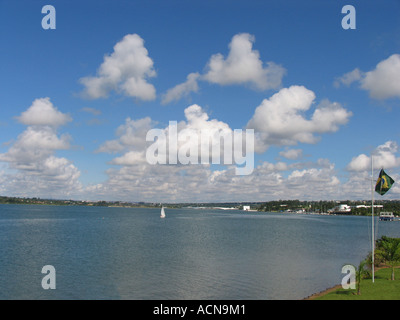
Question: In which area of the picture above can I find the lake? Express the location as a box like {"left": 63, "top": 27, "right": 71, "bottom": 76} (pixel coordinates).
{"left": 0, "top": 204, "right": 399, "bottom": 300}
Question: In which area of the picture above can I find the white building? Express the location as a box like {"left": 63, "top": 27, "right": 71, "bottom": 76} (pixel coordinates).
{"left": 329, "top": 204, "right": 351, "bottom": 214}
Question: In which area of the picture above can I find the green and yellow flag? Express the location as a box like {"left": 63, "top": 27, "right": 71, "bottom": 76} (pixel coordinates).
{"left": 375, "top": 169, "right": 395, "bottom": 196}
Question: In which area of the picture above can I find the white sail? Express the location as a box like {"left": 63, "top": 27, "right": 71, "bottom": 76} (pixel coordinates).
{"left": 160, "top": 206, "right": 166, "bottom": 218}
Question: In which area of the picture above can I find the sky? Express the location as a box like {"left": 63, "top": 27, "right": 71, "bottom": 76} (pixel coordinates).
{"left": 1, "top": 0, "right": 400, "bottom": 202}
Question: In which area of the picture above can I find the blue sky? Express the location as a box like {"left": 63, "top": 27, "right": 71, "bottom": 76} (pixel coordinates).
{"left": 1, "top": 0, "right": 400, "bottom": 202}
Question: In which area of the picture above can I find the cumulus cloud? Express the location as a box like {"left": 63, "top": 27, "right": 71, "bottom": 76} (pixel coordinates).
{"left": 0, "top": 158, "right": 81, "bottom": 199}
{"left": 346, "top": 154, "right": 370, "bottom": 172}
{"left": 162, "top": 33, "right": 286, "bottom": 104}
{"left": 161, "top": 72, "right": 200, "bottom": 105}
{"left": 360, "top": 54, "right": 400, "bottom": 99}
{"left": 335, "top": 54, "right": 400, "bottom": 100}
{"left": 287, "top": 167, "right": 340, "bottom": 192}
{"left": 0, "top": 127, "right": 70, "bottom": 168}
{"left": 87, "top": 101, "right": 357, "bottom": 202}
{"left": 334, "top": 68, "right": 363, "bottom": 88}
{"left": 91, "top": 104, "right": 254, "bottom": 200}
{"left": 279, "top": 148, "right": 303, "bottom": 160}
{"left": 246, "top": 85, "right": 352, "bottom": 152}
{"left": 80, "top": 34, "right": 156, "bottom": 101}
{"left": 203, "top": 33, "right": 285, "bottom": 90}
{"left": 182, "top": 104, "right": 231, "bottom": 132}
{"left": 17, "top": 97, "right": 71, "bottom": 127}
{"left": 347, "top": 141, "right": 400, "bottom": 172}
{"left": 83, "top": 155, "right": 346, "bottom": 202}
{"left": 80, "top": 102, "right": 398, "bottom": 202}
{"left": 97, "top": 104, "right": 242, "bottom": 167}
{"left": 91, "top": 155, "right": 395, "bottom": 202}
{"left": 0, "top": 98, "right": 82, "bottom": 198}
{"left": 96, "top": 117, "right": 154, "bottom": 155}
{"left": 111, "top": 151, "right": 147, "bottom": 166}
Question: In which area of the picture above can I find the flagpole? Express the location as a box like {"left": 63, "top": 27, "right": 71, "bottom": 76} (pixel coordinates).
{"left": 371, "top": 154, "right": 375, "bottom": 283}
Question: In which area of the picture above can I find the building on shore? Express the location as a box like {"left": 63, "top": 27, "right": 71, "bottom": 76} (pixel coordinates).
{"left": 328, "top": 204, "right": 351, "bottom": 214}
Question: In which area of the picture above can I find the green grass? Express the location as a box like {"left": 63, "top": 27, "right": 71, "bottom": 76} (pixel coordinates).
{"left": 315, "top": 268, "right": 400, "bottom": 300}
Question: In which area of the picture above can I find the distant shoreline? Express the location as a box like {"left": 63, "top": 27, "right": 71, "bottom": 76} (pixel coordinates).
{"left": 1, "top": 196, "right": 400, "bottom": 218}
{"left": 0, "top": 201, "right": 396, "bottom": 218}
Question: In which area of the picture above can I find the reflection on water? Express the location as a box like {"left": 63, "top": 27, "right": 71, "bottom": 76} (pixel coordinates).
{"left": 0, "top": 204, "right": 399, "bottom": 300}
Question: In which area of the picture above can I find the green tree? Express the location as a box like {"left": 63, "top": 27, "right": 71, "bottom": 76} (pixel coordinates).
{"left": 375, "top": 236, "right": 400, "bottom": 281}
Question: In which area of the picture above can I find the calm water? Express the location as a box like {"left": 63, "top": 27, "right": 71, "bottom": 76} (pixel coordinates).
{"left": 0, "top": 204, "right": 399, "bottom": 300}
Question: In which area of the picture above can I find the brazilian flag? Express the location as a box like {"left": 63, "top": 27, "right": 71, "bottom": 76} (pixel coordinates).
{"left": 375, "top": 169, "right": 395, "bottom": 196}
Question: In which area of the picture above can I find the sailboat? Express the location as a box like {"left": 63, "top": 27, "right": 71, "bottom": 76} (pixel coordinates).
{"left": 160, "top": 206, "right": 166, "bottom": 218}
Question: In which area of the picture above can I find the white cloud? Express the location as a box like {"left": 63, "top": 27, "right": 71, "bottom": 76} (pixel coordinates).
{"left": 87, "top": 102, "right": 356, "bottom": 202}
{"left": 162, "top": 33, "right": 286, "bottom": 104}
{"left": 279, "top": 148, "right": 303, "bottom": 160}
{"left": 96, "top": 117, "right": 154, "bottom": 154}
{"left": 347, "top": 141, "right": 400, "bottom": 172}
{"left": 110, "top": 151, "right": 147, "bottom": 166}
{"left": 17, "top": 97, "right": 71, "bottom": 127}
{"left": 1, "top": 98, "right": 72, "bottom": 167}
{"left": 288, "top": 167, "right": 340, "bottom": 190}
{"left": 0, "top": 98, "right": 82, "bottom": 198}
{"left": 336, "top": 54, "right": 400, "bottom": 100}
{"left": 334, "top": 68, "right": 363, "bottom": 88}
{"left": 0, "top": 158, "right": 81, "bottom": 199}
{"left": 246, "top": 86, "right": 352, "bottom": 152}
{"left": 203, "top": 33, "right": 285, "bottom": 90}
{"left": 360, "top": 54, "right": 400, "bottom": 99}
{"left": 0, "top": 127, "right": 70, "bottom": 167}
{"left": 83, "top": 155, "right": 346, "bottom": 202}
{"left": 346, "top": 154, "right": 370, "bottom": 172}
{"left": 256, "top": 161, "right": 289, "bottom": 172}
{"left": 91, "top": 104, "right": 247, "bottom": 200}
{"left": 95, "top": 140, "right": 125, "bottom": 154}
{"left": 80, "top": 34, "right": 156, "bottom": 101}
{"left": 183, "top": 104, "right": 231, "bottom": 132}
{"left": 88, "top": 108, "right": 399, "bottom": 202}
{"left": 161, "top": 72, "right": 200, "bottom": 105}
{"left": 97, "top": 104, "right": 237, "bottom": 167}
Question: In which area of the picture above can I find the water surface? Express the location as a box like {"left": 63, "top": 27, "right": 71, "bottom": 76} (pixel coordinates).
{"left": 0, "top": 204, "right": 399, "bottom": 300}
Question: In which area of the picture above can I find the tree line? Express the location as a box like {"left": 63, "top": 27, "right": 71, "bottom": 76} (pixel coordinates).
{"left": 257, "top": 199, "right": 400, "bottom": 216}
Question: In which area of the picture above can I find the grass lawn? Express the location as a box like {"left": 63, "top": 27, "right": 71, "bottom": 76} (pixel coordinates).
{"left": 314, "top": 267, "right": 400, "bottom": 300}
